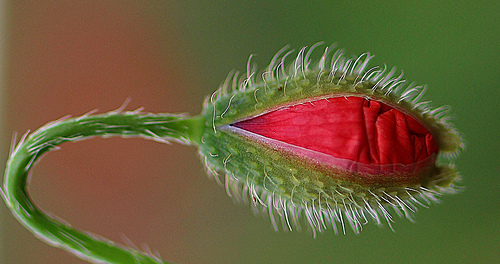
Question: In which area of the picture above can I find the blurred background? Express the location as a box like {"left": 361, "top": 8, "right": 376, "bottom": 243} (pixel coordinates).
{"left": 0, "top": 1, "right": 498, "bottom": 263}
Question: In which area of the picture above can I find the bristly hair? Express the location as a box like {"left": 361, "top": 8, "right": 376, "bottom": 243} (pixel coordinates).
{"left": 199, "top": 43, "right": 464, "bottom": 236}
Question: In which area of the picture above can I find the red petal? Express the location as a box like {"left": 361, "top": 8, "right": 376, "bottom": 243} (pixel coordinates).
{"left": 232, "top": 96, "right": 438, "bottom": 167}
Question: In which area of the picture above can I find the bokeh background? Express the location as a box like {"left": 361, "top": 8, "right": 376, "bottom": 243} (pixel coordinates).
{"left": 1, "top": 1, "right": 498, "bottom": 263}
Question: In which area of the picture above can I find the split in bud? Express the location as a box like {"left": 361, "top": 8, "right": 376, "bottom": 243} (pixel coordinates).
{"left": 197, "top": 44, "right": 464, "bottom": 234}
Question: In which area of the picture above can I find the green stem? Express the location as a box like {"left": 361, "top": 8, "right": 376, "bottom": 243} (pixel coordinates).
{"left": 2, "top": 110, "right": 206, "bottom": 264}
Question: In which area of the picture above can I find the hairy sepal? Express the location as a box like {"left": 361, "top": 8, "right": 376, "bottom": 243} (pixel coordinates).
{"left": 198, "top": 45, "right": 464, "bottom": 233}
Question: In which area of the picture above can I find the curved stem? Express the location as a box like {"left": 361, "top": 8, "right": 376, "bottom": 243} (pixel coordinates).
{"left": 2, "top": 110, "right": 205, "bottom": 264}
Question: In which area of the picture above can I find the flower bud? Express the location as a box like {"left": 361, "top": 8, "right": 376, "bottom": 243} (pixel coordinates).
{"left": 197, "top": 45, "right": 464, "bottom": 234}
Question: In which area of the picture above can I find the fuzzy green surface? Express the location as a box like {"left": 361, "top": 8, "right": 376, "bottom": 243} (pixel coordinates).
{"left": 198, "top": 64, "right": 462, "bottom": 210}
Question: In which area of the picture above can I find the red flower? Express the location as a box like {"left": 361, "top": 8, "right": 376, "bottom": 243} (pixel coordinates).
{"left": 199, "top": 45, "right": 464, "bottom": 234}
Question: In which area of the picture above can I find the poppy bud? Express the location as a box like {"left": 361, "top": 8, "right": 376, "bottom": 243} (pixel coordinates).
{"left": 197, "top": 45, "right": 464, "bottom": 234}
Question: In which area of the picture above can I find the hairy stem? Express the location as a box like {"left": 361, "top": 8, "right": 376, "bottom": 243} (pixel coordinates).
{"left": 2, "top": 110, "right": 205, "bottom": 264}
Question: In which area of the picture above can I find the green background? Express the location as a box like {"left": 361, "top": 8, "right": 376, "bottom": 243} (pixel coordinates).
{"left": 1, "top": 1, "right": 498, "bottom": 263}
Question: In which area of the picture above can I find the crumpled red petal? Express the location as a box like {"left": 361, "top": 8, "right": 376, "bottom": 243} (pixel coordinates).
{"left": 233, "top": 96, "right": 438, "bottom": 167}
